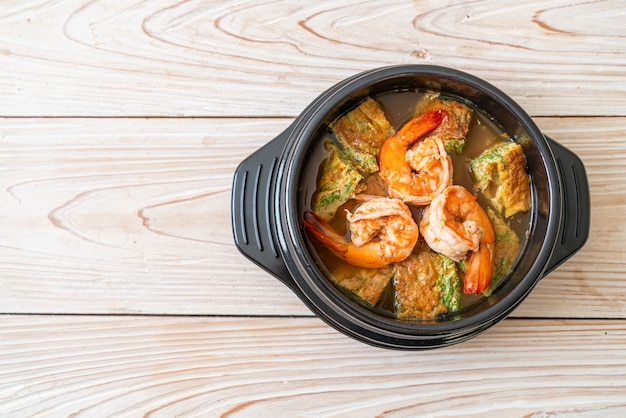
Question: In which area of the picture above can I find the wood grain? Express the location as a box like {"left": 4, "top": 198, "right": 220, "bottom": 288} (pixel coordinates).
{"left": 1, "top": 117, "right": 624, "bottom": 318}
{"left": 0, "top": 0, "right": 624, "bottom": 117}
{"left": 516, "top": 116, "right": 626, "bottom": 318}
{"left": 0, "top": 117, "right": 307, "bottom": 315}
{"left": 1, "top": 316, "right": 625, "bottom": 417}
{"left": 1, "top": 0, "right": 624, "bottom": 415}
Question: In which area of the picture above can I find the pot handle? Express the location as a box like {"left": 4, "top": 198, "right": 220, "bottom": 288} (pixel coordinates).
{"left": 543, "top": 135, "right": 590, "bottom": 276}
{"left": 231, "top": 124, "right": 299, "bottom": 291}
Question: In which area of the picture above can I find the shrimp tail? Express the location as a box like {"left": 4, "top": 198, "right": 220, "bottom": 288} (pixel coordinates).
{"left": 303, "top": 212, "right": 392, "bottom": 269}
{"left": 396, "top": 109, "right": 447, "bottom": 145}
{"left": 304, "top": 200, "right": 417, "bottom": 270}
{"left": 464, "top": 243, "right": 494, "bottom": 295}
{"left": 379, "top": 110, "right": 449, "bottom": 205}
{"left": 303, "top": 212, "right": 349, "bottom": 255}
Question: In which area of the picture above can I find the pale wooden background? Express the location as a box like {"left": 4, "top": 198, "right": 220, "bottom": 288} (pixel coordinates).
{"left": 1, "top": 0, "right": 625, "bottom": 416}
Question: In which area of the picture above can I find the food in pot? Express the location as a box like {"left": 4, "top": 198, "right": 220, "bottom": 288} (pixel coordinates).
{"left": 330, "top": 97, "right": 395, "bottom": 175}
{"left": 379, "top": 110, "right": 452, "bottom": 206}
{"left": 329, "top": 264, "right": 394, "bottom": 308}
{"left": 304, "top": 197, "right": 419, "bottom": 269}
{"left": 311, "top": 141, "right": 366, "bottom": 221}
{"left": 302, "top": 90, "right": 531, "bottom": 320}
{"left": 420, "top": 185, "right": 495, "bottom": 295}
{"left": 312, "top": 98, "right": 394, "bottom": 220}
{"left": 470, "top": 141, "right": 531, "bottom": 218}
{"left": 416, "top": 97, "right": 473, "bottom": 154}
{"left": 394, "top": 249, "right": 461, "bottom": 319}
{"left": 487, "top": 207, "right": 521, "bottom": 293}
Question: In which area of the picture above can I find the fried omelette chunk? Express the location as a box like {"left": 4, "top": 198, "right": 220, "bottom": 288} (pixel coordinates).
{"left": 312, "top": 141, "right": 365, "bottom": 221}
{"left": 418, "top": 98, "right": 473, "bottom": 154}
{"left": 487, "top": 207, "right": 521, "bottom": 290}
{"left": 331, "top": 264, "right": 394, "bottom": 308}
{"left": 394, "top": 250, "right": 461, "bottom": 319}
{"left": 330, "top": 97, "right": 395, "bottom": 174}
{"left": 470, "top": 141, "right": 531, "bottom": 218}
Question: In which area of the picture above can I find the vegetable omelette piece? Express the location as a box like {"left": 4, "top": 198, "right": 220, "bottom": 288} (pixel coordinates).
{"left": 331, "top": 264, "right": 394, "bottom": 308}
{"left": 435, "top": 253, "right": 462, "bottom": 313}
{"left": 418, "top": 98, "right": 473, "bottom": 154}
{"left": 330, "top": 97, "right": 395, "bottom": 174}
{"left": 394, "top": 250, "right": 461, "bottom": 319}
{"left": 486, "top": 207, "right": 521, "bottom": 294}
{"left": 470, "top": 141, "right": 531, "bottom": 218}
{"left": 312, "top": 141, "right": 365, "bottom": 221}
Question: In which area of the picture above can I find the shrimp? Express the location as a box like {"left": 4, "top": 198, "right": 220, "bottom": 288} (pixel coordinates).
{"left": 379, "top": 109, "right": 453, "bottom": 206}
{"left": 303, "top": 197, "right": 418, "bottom": 269}
{"left": 420, "top": 185, "right": 495, "bottom": 295}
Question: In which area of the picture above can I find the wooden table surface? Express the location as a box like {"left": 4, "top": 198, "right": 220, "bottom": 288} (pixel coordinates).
{"left": 1, "top": 1, "right": 625, "bottom": 416}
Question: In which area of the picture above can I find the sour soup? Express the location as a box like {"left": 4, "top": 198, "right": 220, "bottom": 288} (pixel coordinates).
{"left": 301, "top": 89, "right": 532, "bottom": 321}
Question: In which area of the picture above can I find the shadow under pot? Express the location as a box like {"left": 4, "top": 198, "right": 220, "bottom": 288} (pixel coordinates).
{"left": 231, "top": 65, "right": 590, "bottom": 350}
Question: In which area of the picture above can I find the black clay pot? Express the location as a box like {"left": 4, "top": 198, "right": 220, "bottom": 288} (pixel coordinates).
{"left": 231, "top": 65, "right": 589, "bottom": 350}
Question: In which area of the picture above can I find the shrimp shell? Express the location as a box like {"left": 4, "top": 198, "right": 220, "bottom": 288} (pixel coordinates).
{"left": 304, "top": 197, "right": 419, "bottom": 269}
{"left": 379, "top": 110, "right": 452, "bottom": 206}
{"left": 420, "top": 185, "right": 496, "bottom": 294}
{"left": 420, "top": 186, "right": 483, "bottom": 261}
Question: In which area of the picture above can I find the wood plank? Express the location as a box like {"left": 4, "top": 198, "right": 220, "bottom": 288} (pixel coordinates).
{"left": 1, "top": 316, "right": 625, "bottom": 416}
{"left": 0, "top": 117, "right": 624, "bottom": 318}
{"left": 517, "top": 117, "right": 626, "bottom": 317}
{"left": 0, "top": 0, "right": 625, "bottom": 117}
{"left": 0, "top": 117, "right": 309, "bottom": 316}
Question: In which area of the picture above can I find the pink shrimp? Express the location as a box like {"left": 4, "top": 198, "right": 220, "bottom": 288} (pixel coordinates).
{"left": 420, "top": 185, "right": 496, "bottom": 295}
{"left": 379, "top": 110, "right": 453, "bottom": 206}
{"left": 304, "top": 197, "right": 418, "bottom": 269}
